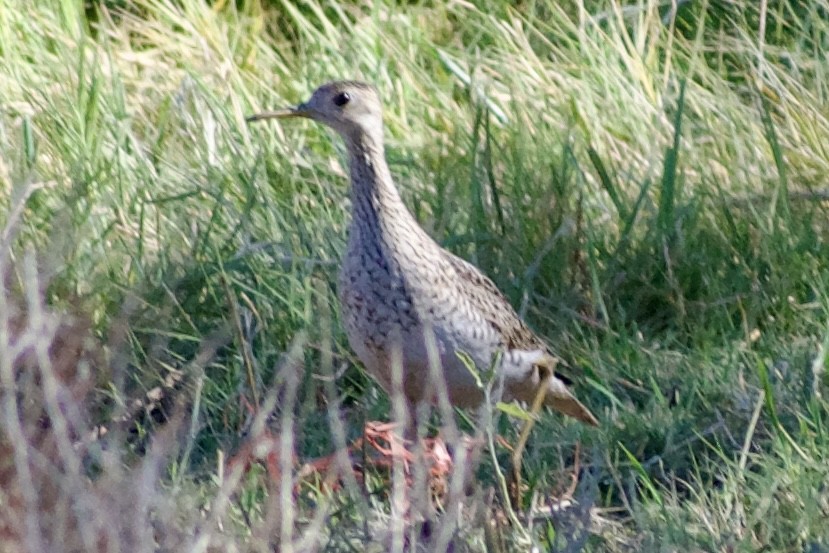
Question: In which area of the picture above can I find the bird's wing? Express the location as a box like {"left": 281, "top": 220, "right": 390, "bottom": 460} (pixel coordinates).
{"left": 443, "top": 252, "right": 549, "bottom": 352}
{"left": 444, "top": 252, "right": 581, "bottom": 383}
{"left": 445, "top": 252, "right": 598, "bottom": 425}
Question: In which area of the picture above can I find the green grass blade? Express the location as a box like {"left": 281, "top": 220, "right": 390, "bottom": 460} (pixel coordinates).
{"left": 658, "top": 79, "right": 687, "bottom": 240}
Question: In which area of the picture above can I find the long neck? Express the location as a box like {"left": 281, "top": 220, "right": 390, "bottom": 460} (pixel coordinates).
{"left": 345, "top": 131, "right": 419, "bottom": 239}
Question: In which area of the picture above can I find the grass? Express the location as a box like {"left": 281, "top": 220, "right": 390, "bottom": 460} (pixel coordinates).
{"left": 1, "top": 0, "right": 828, "bottom": 550}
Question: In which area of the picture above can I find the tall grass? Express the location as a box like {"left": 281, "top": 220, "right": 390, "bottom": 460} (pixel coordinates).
{"left": 1, "top": 0, "right": 828, "bottom": 550}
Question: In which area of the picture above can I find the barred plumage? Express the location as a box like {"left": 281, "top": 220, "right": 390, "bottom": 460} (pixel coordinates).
{"left": 249, "top": 81, "right": 598, "bottom": 426}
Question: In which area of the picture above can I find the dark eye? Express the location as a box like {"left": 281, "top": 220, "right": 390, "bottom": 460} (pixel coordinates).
{"left": 333, "top": 92, "right": 351, "bottom": 107}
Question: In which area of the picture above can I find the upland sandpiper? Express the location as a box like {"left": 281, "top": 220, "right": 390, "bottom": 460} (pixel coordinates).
{"left": 248, "top": 81, "right": 598, "bottom": 433}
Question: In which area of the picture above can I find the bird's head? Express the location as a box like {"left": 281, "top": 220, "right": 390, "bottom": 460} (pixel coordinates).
{"left": 247, "top": 80, "right": 383, "bottom": 142}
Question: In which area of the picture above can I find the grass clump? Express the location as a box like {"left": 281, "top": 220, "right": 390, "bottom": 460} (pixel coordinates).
{"left": 1, "top": 0, "right": 828, "bottom": 551}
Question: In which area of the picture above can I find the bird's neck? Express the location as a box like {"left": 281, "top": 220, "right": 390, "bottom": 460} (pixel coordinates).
{"left": 345, "top": 132, "right": 414, "bottom": 234}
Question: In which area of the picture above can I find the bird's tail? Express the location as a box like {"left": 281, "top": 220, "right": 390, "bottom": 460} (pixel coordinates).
{"left": 538, "top": 355, "right": 599, "bottom": 426}
{"left": 545, "top": 391, "right": 599, "bottom": 426}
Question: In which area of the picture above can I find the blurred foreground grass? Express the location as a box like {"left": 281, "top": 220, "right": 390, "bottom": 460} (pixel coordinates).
{"left": 1, "top": 0, "right": 828, "bottom": 551}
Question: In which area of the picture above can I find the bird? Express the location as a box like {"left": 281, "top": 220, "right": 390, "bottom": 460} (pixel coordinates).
{"left": 247, "top": 81, "right": 598, "bottom": 431}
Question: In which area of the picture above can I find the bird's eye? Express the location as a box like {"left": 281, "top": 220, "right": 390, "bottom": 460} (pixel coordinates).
{"left": 333, "top": 92, "right": 351, "bottom": 107}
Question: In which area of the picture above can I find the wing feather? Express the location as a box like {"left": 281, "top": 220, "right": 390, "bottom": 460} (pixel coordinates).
{"left": 444, "top": 253, "right": 598, "bottom": 424}
{"left": 443, "top": 252, "right": 579, "bottom": 385}
{"left": 444, "top": 253, "right": 545, "bottom": 351}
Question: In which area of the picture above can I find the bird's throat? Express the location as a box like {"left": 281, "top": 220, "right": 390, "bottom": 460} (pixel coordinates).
{"left": 346, "top": 135, "right": 410, "bottom": 235}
